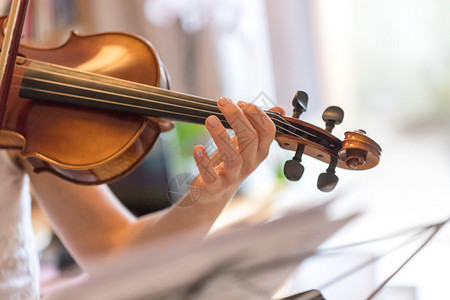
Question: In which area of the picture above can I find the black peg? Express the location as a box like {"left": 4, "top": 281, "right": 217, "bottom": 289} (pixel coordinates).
{"left": 284, "top": 144, "right": 305, "bottom": 181}
{"left": 292, "top": 91, "right": 308, "bottom": 119}
{"left": 322, "top": 106, "right": 344, "bottom": 133}
{"left": 317, "top": 157, "right": 339, "bottom": 192}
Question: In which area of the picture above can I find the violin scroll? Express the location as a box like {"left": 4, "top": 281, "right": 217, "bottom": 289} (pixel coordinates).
{"left": 338, "top": 129, "right": 381, "bottom": 170}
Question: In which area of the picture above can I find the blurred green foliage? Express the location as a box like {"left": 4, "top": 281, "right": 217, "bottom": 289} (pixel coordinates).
{"left": 173, "top": 122, "right": 209, "bottom": 159}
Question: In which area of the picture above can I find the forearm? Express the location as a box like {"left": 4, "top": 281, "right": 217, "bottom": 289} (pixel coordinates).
{"left": 28, "top": 162, "right": 232, "bottom": 274}
{"left": 122, "top": 189, "right": 234, "bottom": 248}
{"left": 26, "top": 165, "right": 135, "bottom": 272}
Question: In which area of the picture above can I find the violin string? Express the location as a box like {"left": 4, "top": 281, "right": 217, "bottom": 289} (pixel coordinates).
{"left": 11, "top": 62, "right": 314, "bottom": 142}
{"left": 10, "top": 57, "right": 330, "bottom": 149}
{"left": 9, "top": 91, "right": 306, "bottom": 158}
{"left": 15, "top": 57, "right": 218, "bottom": 106}
{"left": 17, "top": 69, "right": 298, "bottom": 135}
{"left": 14, "top": 59, "right": 310, "bottom": 135}
{"left": 12, "top": 80, "right": 306, "bottom": 144}
{"left": 14, "top": 82, "right": 227, "bottom": 123}
{"left": 15, "top": 72, "right": 223, "bottom": 118}
{"left": 13, "top": 63, "right": 219, "bottom": 109}
{"left": 16, "top": 61, "right": 300, "bottom": 134}
{"left": 9, "top": 87, "right": 308, "bottom": 151}
{"left": 16, "top": 79, "right": 298, "bottom": 138}
{"left": 13, "top": 59, "right": 313, "bottom": 138}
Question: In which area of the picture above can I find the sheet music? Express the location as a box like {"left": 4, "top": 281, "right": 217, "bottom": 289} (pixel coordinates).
{"left": 45, "top": 203, "right": 354, "bottom": 300}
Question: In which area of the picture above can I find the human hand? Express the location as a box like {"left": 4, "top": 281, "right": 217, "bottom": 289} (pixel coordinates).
{"left": 187, "top": 97, "right": 279, "bottom": 205}
{"left": 148, "top": 117, "right": 175, "bottom": 132}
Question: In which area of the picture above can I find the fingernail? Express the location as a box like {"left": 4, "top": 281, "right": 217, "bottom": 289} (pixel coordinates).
{"left": 207, "top": 116, "right": 220, "bottom": 128}
{"left": 237, "top": 101, "right": 247, "bottom": 108}
{"left": 195, "top": 147, "right": 204, "bottom": 158}
{"left": 218, "top": 97, "right": 231, "bottom": 107}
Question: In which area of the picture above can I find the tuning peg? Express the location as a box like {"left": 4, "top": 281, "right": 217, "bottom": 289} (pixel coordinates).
{"left": 284, "top": 144, "right": 305, "bottom": 181}
{"left": 291, "top": 91, "right": 308, "bottom": 119}
{"left": 317, "top": 172, "right": 339, "bottom": 192}
{"left": 322, "top": 106, "right": 344, "bottom": 133}
{"left": 317, "top": 157, "right": 339, "bottom": 192}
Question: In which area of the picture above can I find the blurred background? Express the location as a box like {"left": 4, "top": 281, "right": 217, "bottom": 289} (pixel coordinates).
{"left": 2, "top": 0, "right": 450, "bottom": 299}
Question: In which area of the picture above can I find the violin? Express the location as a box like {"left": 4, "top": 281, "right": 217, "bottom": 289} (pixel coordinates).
{"left": 0, "top": 16, "right": 381, "bottom": 192}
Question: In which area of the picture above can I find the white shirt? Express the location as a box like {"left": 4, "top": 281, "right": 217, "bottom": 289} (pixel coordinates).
{"left": 0, "top": 151, "right": 40, "bottom": 299}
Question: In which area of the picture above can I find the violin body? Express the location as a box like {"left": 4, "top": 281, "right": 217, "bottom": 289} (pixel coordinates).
{"left": 0, "top": 16, "right": 169, "bottom": 184}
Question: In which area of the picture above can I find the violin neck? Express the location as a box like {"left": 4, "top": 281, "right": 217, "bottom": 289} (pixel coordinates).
{"left": 20, "top": 60, "right": 237, "bottom": 127}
